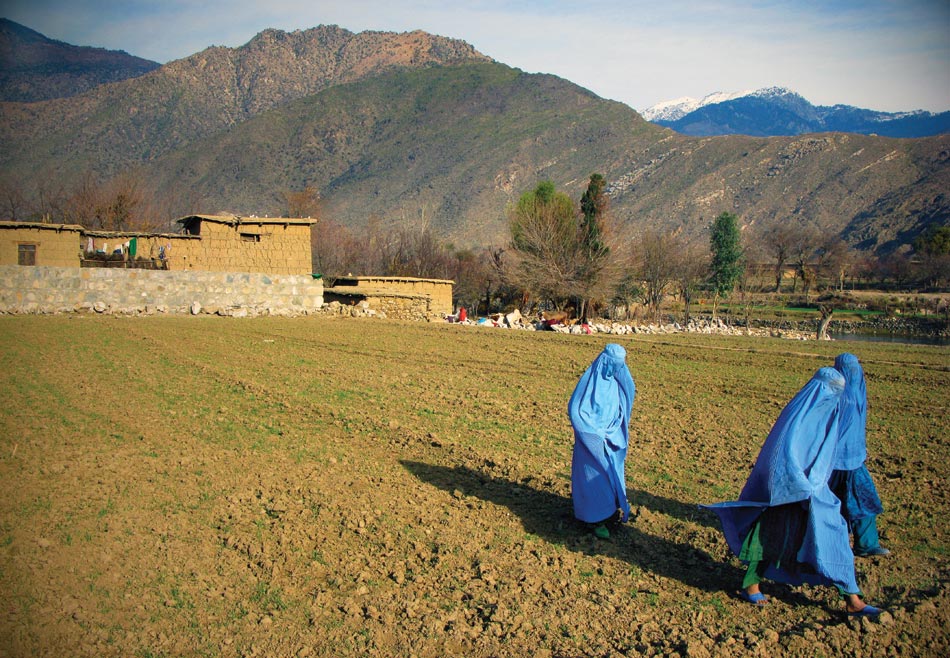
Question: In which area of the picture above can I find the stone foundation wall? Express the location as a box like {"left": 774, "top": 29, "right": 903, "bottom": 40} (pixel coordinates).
{"left": 322, "top": 288, "right": 437, "bottom": 321}
{"left": 0, "top": 266, "right": 323, "bottom": 316}
{"left": 363, "top": 294, "right": 433, "bottom": 321}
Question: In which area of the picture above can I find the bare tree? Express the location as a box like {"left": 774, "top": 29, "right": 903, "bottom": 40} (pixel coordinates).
{"left": 388, "top": 223, "right": 452, "bottom": 279}
{"left": 634, "top": 228, "right": 680, "bottom": 322}
{"left": 61, "top": 172, "right": 102, "bottom": 226}
{"left": 101, "top": 174, "right": 143, "bottom": 230}
{"left": 817, "top": 304, "right": 835, "bottom": 340}
{"left": 916, "top": 252, "right": 950, "bottom": 289}
{"left": 449, "top": 247, "right": 502, "bottom": 317}
{"left": 312, "top": 208, "right": 459, "bottom": 285}
{"left": 56, "top": 171, "right": 168, "bottom": 231}
{"left": 506, "top": 180, "right": 621, "bottom": 318}
{"left": 672, "top": 237, "right": 709, "bottom": 324}
{"left": 2, "top": 162, "right": 191, "bottom": 230}
{"left": 0, "top": 177, "right": 27, "bottom": 221}
{"left": 314, "top": 213, "right": 393, "bottom": 278}
{"left": 284, "top": 186, "right": 322, "bottom": 219}
{"left": 790, "top": 226, "right": 820, "bottom": 299}
{"left": 815, "top": 237, "right": 853, "bottom": 292}
{"left": 146, "top": 183, "right": 206, "bottom": 232}
{"left": 852, "top": 252, "right": 879, "bottom": 288}
{"left": 761, "top": 221, "right": 798, "bottom": 292}
{"left": 879, "top": 251, "right": 913, "bottom": 290}
{"left": 311, "top": 219, "right": 360, "bottom": 285}
{"left": 31, "top": 179, "right": 67, "bottom": 223}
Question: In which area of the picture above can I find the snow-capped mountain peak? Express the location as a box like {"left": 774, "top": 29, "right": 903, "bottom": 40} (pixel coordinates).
{"left": 748, "top": 86, "right": 797, "bottom": 99}
{"left": 639, "top": 95, "right": 701, "bottom": 122}
{"left": 639, "top": 86, "right": 949, "bottom": 138}
{"left": 641, "top": 88, "right": 756, "bottom": 121}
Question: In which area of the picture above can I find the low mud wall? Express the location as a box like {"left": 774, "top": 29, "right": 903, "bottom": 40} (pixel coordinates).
{"left": 0, "top": 265, "right": 323, "bottom": 316}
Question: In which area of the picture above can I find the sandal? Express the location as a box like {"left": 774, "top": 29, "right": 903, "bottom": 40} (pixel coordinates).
{"left": 738, "top": 590, "right": 769, "bottom": 606}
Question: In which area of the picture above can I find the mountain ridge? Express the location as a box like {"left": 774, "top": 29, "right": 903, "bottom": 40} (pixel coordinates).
{"left": 0, "top": 23, "right": 947, "bottom": 256}
{"left": 0, "top": 23, "right": 493, "bottom": 182}
{"left": 643, "top": 87, "right": 950, "bottom": 138}
{"left": 0, "top": 18, "right": 161, "bottom": 102}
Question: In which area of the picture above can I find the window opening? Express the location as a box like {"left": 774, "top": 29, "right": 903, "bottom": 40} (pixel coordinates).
{"left": 18, "top": 243, "right": 36, "bottom": 266}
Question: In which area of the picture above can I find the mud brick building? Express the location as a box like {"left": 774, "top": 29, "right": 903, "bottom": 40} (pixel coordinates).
{"left": 0, "top": 215, "right": 316, "bottom": 275}
{"left": 0, "top": 216, "right": 322, "bottom": 315}
{"left": 0, "top": 222, "right": 84, "bottom": 267}
{"left": 1, "top": 217, "right": 455, "bottom": 320}
{"left": 174, "top": 215, "right": 315, "bottom": 275}
{"left": 326, "top": 275, "right": 454, "bottom": 318}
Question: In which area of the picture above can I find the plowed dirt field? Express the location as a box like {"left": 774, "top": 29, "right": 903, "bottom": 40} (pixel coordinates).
{"left": 1, "top": 315, "right": 947, "bottom": 657}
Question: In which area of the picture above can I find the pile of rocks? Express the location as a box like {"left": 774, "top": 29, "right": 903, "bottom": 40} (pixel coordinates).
{"left": 457, "top": 312, "right": 818, "bottom": 340}
{"left": 318, "top": 300, "right": 385, "bottom": 319}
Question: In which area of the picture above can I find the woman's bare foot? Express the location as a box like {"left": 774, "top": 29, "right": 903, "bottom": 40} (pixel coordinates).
{"left": 844, "top": 594, "right": 882, "bottom": 617}
{"left": 844, "top": 594, "right": 866, "bottom": 613}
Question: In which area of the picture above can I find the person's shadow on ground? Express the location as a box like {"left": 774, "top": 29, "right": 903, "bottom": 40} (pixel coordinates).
{"left": 401, "top": 459, "right": 744, "bottom": 595}
{"left": 627, "top": 487, "right": 722, "bottom": 530}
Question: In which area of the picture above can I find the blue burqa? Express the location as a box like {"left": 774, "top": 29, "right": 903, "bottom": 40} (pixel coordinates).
{"left": 703, "top": 367, "right": 860, "bottom": 593}
{"left": 830, "top": 353, "right": 884, "bottom": 521}
{"left": 833, "top": 353, "right": 869, "bottom": 471}
{"left": 569, "top": 343, "right": 635, "bottom": 524}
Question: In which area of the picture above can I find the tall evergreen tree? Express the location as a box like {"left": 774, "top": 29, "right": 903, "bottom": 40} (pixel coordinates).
{"left": 709, "top": 211, "right": 744, "bottom": 316}
{"left": 576, "top": 174, "right": 612, "bottom": 318}
{"left": 580, "top": 173, "right": 608, "bottom": 257}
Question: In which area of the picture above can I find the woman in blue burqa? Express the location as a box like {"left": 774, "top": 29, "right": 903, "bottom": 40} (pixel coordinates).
{"left": 569, "top": 343, "right": 635, "bottom": 540}
{"left": 829, "top": 353, "right": 889, "bottom": 557}
{"left": 703, "top": 367, "right": 881, "bottom": 616}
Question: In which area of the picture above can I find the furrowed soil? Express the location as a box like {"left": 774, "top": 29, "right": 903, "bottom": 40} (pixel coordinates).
{"left": 1, "top": 315, "right": 948, "bottom": 658}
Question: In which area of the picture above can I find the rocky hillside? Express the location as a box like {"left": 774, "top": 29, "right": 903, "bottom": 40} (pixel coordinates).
{"left": 602, "top": 130, "right": 949, "bottom": 254}
{"left": 134, "top": 63, "right": 949, "bottom": 253}
{"left": 0, "top": 24, "right": 492, "bottom": 177}
{"left": 0, "top": 18, "right": 160, "bottom": 102}
{"left": 141, "top": 62, "right": 662, "bottom": 246}
{"left": 0, "top": 25, "right": 947, "bottom": 254}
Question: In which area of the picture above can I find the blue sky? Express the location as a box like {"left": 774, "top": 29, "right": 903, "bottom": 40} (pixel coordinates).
{"left": 4, "top": 0, "right": 949, "bottom": 113}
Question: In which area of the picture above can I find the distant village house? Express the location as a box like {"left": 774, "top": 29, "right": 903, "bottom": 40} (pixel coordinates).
{"left": 0, "top": 214, "right": 316, "bottom": 275}
{"left": 1, "top": 216, "right": 454, "bottom": 320}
